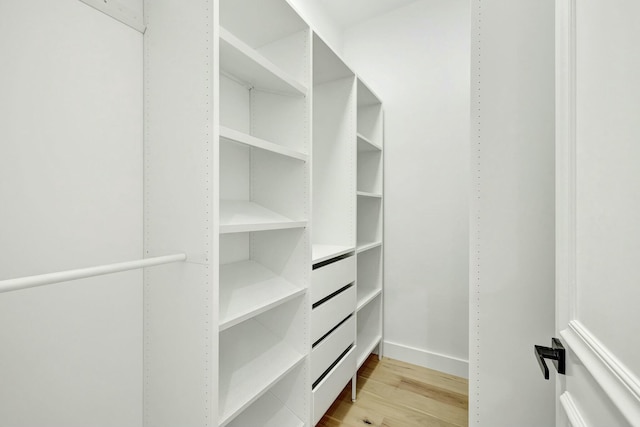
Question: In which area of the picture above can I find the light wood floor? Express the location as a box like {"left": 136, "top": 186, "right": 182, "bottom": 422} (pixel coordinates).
{"left": 319, "top": 355, "right": 469, "bottom": 427}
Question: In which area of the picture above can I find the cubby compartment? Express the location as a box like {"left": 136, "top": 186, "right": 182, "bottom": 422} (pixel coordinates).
{"left": 312, "top": 34, "right": 356, "bottom": 264}
{"left": 219, "top": 296, "right": 308, "bottom": 426}
{"left": 357, "top": 148, "right": 383, "bottom": 195}
{"left": 357, "top": 196, "right": 382, "bottom": 251}
{"left": 220, "top": 138, "right": 308, "bottom": 233}
{"left": 357, "top": 79, "right": 383, "bottom": 148}
{"left": 220, "top": 0, "right": 310, "bottom": 90}
{"left": 219, "top": 229, "right": 308, "bottom": 330}
{"left": 356, "top": 293, "right": 383, "bottom": 370}
{"left": 226, "top": 364, "right": 307, "bottom": 427}
{"left": 357, "top": 245, "right": 383, "bottom": 310}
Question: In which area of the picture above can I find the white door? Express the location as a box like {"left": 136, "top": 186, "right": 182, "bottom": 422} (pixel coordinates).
{"left": 555, "top": 0, "right": 640, "bottom": 425}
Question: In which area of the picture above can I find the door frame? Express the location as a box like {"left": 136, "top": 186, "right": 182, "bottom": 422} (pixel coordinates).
{"left": 555, "top": 0, "right": 640, "bottom": 424}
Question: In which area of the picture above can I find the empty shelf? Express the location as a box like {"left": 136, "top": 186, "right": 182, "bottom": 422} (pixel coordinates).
{"left": 226, "top": 391, "right": 304, "bottom": 427}
{"left": 312, "top": 244, "right": 355, "bottom": 264}
{"left": 220, "top": 200, "right": 307, "bottom": 234}
{"left": 357, "top": 288, "right": 382, "bottom": 311}
{"left": 219, "top": 260, "right": 305, "bottom": 331}
{"left": 357, "top": 191, "right": 382, "bottom": 198}
{"left": 220, "top": 28, "right": 307, "bottom": 96}
{"left": 357, "top": 133, "right": 382, "bottom": 152}
{"left": 221, "top": 126, "right": 308, "bottom": 162}
{"left": 219, "top": 319, "right": 306, "bottom": 426}
{"left": 357, "top": 241, "right": 382, "bottom": 254}
{"left": 357, "top": 333, "right": 382, "bottom": 370}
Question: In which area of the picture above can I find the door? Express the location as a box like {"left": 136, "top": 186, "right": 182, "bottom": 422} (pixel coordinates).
{"left": 555, "top": 0, "right": 640, "bottom": 425}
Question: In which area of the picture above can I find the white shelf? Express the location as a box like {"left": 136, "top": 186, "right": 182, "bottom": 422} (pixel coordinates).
{"left": 219, "top": 319, "right": 306, "bottom": 426}
{"left": 221, "top": 126, "right": 308, "bottom": 162}
{"left": 357, "top": 133, "right": 382, "bottom": 152}
{"left": 357, "top": 333, "right": 382, "bottom": 370}
{"left": 357, "top": 191, "right": 382, "bottom": 199}
{"left": 220, "top": 200, "right": 307, "bottom": 234}
{"left": 219, "top": 260, "right": 305, "bottom": 331}
{"left": 357, "top": 288, "right": 382, "bottom": 312}
{"left": 357, "top": 241, "right": 382, "bottom": 254}
{"left": 312, "top": 244, "right": 355, "bottom": 264}
{"left": 226, "top": 391, "right": 304, "bottom": 427}
{"left": 220, "top": 27, "right": 307, "bottom": 96}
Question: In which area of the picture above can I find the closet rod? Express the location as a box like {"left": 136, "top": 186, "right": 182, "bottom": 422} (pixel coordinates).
{"left": 0, "top": 253, "right": 187, "bottom": 294}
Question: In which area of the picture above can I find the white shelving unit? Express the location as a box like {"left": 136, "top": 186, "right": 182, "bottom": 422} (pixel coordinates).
{"left": 218, "top": 0, "right": 311, "bottom": 425}
{"left": 352, "top": 78, "right": 385, "bottom": 399}
{"left": 310, "top": 33, "right": 358, "bottom": 425}
{"left": 2, "top": 1, "right": 382, "bottom": 426}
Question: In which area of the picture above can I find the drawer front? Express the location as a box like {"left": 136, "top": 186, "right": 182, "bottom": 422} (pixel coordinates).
{"left": 312, "top": 347, "right": 356, "bottom": 426}
{"left": 311, "top": 256, "right": 355, "bottom": 305}
{"left": 311, "top": 285, "right": 356, "bottom": 344}
{"left": 311, "top": 315, "right": 355, "bottom": 383}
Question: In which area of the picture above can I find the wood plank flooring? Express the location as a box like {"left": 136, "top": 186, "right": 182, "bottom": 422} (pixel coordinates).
{"left": 319, "top": 355, "right": 468, "bottom": 427}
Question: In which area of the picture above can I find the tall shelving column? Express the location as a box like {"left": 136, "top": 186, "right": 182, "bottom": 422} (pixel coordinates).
{"left": 309, "top": 33, "right": 358, "bottom": 426}
{"left": 217, "top": 0, "right": 311, "bottom": 426}
{"left": 354, "top": 79, "right": 384, "bottom": 398}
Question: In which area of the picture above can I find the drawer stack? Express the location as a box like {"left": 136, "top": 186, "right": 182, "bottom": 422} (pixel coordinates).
{"left": 310, "top": 255, "right": 357, "bottom": 425}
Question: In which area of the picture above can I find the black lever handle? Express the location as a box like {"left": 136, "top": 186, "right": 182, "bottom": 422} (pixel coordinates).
{"left": 534, "top": 338, "right": 565, "bottom": 380}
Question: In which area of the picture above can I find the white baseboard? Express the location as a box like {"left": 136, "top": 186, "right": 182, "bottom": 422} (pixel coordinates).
{"left": 383, "top": 340, "right": 469, "bottom": 378}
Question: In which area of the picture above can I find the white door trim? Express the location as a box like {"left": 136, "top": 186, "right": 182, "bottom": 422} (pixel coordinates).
{"left": 561, "top": 322, "right": 640, "bottom": 423}
{"left": 560, "top": 392, "right": 588, "bottom": 427}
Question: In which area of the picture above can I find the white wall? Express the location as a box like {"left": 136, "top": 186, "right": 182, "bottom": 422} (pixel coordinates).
{"left": 287, "top": 0, "right": 345, "bottom": 54}
{"left": 343, "top": 0, "right": 470, "bottom": 377}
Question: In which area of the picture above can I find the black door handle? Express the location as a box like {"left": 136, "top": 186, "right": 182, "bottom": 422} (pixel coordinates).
{"left": 534, "top": 338, "right": 566, "bottom": 380}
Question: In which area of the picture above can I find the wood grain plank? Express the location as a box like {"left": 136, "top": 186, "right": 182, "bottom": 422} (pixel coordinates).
{"left": 319, "top": 355, "right": 469, "bottom": 427}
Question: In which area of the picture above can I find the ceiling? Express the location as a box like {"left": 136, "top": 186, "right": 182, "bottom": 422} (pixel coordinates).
{"left": 319, "top": 0, "right": 419, "bottom": 29}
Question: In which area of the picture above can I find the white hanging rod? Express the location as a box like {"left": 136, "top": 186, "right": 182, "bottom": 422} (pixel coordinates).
{"left": 0, "top": 253, "right": 187, "bottom": 294}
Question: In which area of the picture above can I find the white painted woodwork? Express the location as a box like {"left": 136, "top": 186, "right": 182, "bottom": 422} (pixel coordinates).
{"left": 312, "top": 347, "right": 357, "bottom": 425}
{"left": 556, "top": 0, "right": 640, "bottom": 425}
{"left": 312, "top": 244, "right": 355, "bottom": 264}
{"left": 311, "top": 286, "right": 356, "bottom": 344}
{"left": 311, "top": 316, "right": 356, "bottom": 383}
{"left": 356, "top": 294, "right": 383, "bottom": 368}
{"left": 311, "top": 256, "right": 356, "bottom": 305}
{"left": 217, "top": 1, "right": 311, "bottom": 425}
{"left": 469, "top": 0, "right": 556, "bottom": 425}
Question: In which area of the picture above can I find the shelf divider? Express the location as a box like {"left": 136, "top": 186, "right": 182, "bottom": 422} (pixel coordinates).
{"left": 357, "top": 133, "right": 382, "bottom": 152}
{"left": 356, "top": 241, "right": 383, "bottom": 254}
{"left": 312, "top": 244, "right": 355, "bottom": 265}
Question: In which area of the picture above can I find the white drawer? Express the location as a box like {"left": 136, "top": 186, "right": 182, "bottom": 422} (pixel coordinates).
{"left": 312, "top": 347, "right": 356, "bottom": 426}
{"left": 311, "top": 256, "right": 355, "bottom": 305}
{"left": 311, "top": 285, "right": 356, "bottom": 344}
{"left": 311, "top": 315, "right": 355, "bottom": 383}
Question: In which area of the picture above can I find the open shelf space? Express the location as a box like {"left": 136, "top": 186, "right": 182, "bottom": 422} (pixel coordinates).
{"left": 219, "top": 317, "right": 306, "bottom": 426}
{"left": 220, "top": 126, "right": 308, "bottom": 162}
{"left": 357, "top": 149, "right": 383, "bottom": 194}
{"left": 357, "top": 288, "right": 382, "bottom": 312}
{"left": 357, "top": 196, "right": 382, "bottom": 244}
{"left": 219, "top": 260, "right": 305, "bottom": 331}
{"left": 356, "top": 294, "right": 382, "bottom": 369}
{"left": 312, "top": 244, "right": 355, "bottom": 265}
{"left": 219, "top": 200, "right": 307, "bottom": 234}
{"left": 226, "top": 391, "right": 304, "bottom": 427}
{"left": 220, "top": 28, "right": 307, "bottom": 96}
{"left": 313, "top": 33, "right": 353, "bottom": 85}
{"left": 357, "top": 133, "right": 382, "bottom": 152}
{"left": 357, "top": 241, "right": 383, "bottom": 254}
{"left": 357, "top": 191, "right": 382, "bottom": 199}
